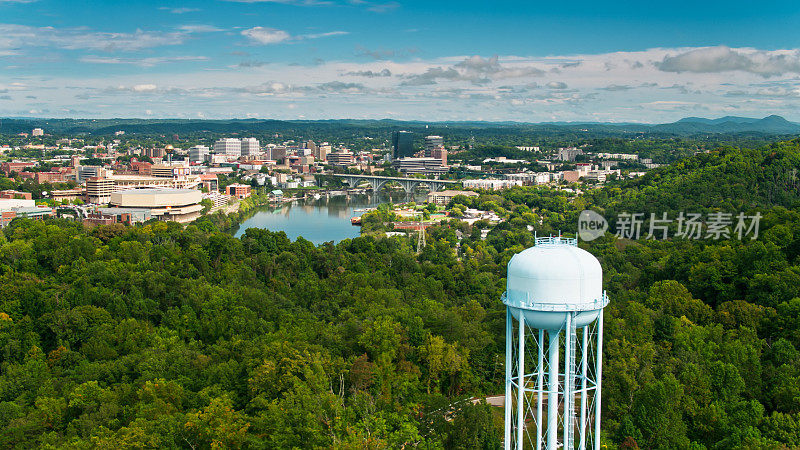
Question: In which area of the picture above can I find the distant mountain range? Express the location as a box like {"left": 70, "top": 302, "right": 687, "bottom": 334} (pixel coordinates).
{"left": 654, "top": 115, "right": 800, "bottom": 134}
{"left": 0, "top": 115, "right": 798, "bottom": 136}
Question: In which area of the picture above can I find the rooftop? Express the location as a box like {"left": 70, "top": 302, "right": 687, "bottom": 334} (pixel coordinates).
{"left": 117, "top": 188, "right": 195, "bottom": 195}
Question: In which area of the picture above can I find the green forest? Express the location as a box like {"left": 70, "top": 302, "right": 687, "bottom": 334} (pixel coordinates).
{"left": 3, "top": 140, "right": 800, "bottom": 448}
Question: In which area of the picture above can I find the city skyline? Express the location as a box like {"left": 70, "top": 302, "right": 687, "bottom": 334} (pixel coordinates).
{"left": 2, "top": 0, "right": 800, "bottom": 122}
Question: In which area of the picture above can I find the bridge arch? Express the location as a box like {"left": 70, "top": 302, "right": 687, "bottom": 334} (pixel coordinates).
{"left": 332, "top": 174, "right": 456, "bottom": 194}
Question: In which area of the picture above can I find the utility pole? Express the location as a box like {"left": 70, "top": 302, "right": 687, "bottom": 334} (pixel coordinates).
{"left": 416, "top": 214, "right": 426, "bottom": 253}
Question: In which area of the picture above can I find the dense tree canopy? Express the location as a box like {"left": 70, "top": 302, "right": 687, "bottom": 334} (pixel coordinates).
{"left": 2, "top": 140, "right": 800, "bottom": 448}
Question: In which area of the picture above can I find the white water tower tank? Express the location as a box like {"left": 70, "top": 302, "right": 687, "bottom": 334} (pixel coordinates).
{"left": 504, "top": 236, "right": 605, "bottom": 330}
{"left": 503, "top": 236, "right": 608, "bottom": 450}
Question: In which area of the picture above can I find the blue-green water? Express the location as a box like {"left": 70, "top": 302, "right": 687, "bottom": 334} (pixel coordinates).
{"left": 232, "top": 193, "right": 423, "bottom": 244}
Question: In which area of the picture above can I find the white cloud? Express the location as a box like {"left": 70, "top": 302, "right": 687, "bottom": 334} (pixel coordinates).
{"left": 159, "top": 7, "right": 200, "bottom": 14}
{"left": 656, "top": 46, "right": 800, "bottom": 77}
{"left": 316, "top": 81, "right": 368, "bottom": 93}
{"left": 599, "top": 84, "right": 632, "bottom": 91}
{"left": 224, "top": 0, "right": 399, "bottom": 11}
{"left": 80, "top": 55, "right": 209, "bottom": 67}
{"left": 240, "top": 27, "right": 348, "bottom": 45}
{"left": 176, "top": 25, "right": 223, "bottom": 33}
{"left": 355, "top": 46, "right": 398, "bottom": 60}
{"left": 0, "top": 24, "right": 190, "bottom": 52}
{"left": 368, "top": 2, "right": 399, "bottom": 13}
{"left": 344, "top": 69, "right": 392, "bottom": 77}
{"left": 223, "top": 0, "right": 396, "bottom": 8}
{"left": 400, "top": 55, "right": 546, "bottom": 86}
{"left": 241, "top": 27, "right": 291, "bottom": 45}
{"left": 7, "top": 46, "right": 800, "bottom": 122}
{"left": 132, "top": 84, "right": 157, "bottom": 92}
{"left": 299, "top": 31, "right": 349, "bottom": 39}
{"left": 102, "top": 84, "right": 163, "bottom": 94}
{"left": 0, "top": 82, "right": 27, "bottom": 91}
{"left": 225, "top": 0, "right": 333, "bottom": 5}
{"left": 400, "top": 67, "right": 461, "bottom": 86}
{"left": 726, "top": 86, "right": 800, "bottom": 98}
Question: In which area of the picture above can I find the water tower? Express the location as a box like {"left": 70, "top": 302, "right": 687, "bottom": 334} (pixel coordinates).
{"left": 503, "top": 236, "right": 608, "bottom": 450}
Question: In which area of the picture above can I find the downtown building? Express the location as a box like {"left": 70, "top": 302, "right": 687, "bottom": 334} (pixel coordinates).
{"left": 424, "top": 135, "right": 444, "bottom": 155}
{"left": 314, "top": 142, "right": 331, "bottom": 161}
{"left": 188, "top": 145, "right": 210, "bottom": 163}
{"left": 240, "top": 138, "right": 261, "bottom": 157}
{"left": 392, "top": 157, "right": 449, "bottom": 175}
{"left": 326, "top": 151, "right": 354, "bottom": 166}
{"left": 271, "top": 147, "right": 287, "bottom": 162}
{"left": 213, "top": 138, "right": 241, "bottom": 158}
{"left": 462, "top": 179, "right": 523, "bottom": 190}
{"left": 109, "top": 188, "right": 203, "bottom": 223}
{"left": 392, "top": 131, "right": 414, "bottom": 158}
{"left": 555, "top": 147, "right": 584, "bottom": 161}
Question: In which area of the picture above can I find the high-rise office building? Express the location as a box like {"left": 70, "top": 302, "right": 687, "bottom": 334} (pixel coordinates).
{"left": 392, "top": 157, "right": 448, "bottom": 175}
{"left": 214, "top": 138, "right": 241, "bottom": 158}
{"left": 556, "top": 147, "right": 584, "bottom": 162}
{"left": 86, "top": 177, "right": 115, "bottom": 204}
{"left": 240, "top": 138, "right": 261, "bottom": 157}
{"left": 327, "top": 151, "right": 354, "bottom": 166}
{"left": 430, "top": 147, "right": 448, "bottom": 166}
{"left": 392, "top": 131, "right": 414, "bottom": 158}
{"left": 145, "top": 147, "right": 166, "bottom": 160}
{"left": 78, "top": 166, "right": 109, "bottom": 182}
{"left": 424, "top": 135, "right": 444, "bottom": 156}
{"left": 269, "top": 146, "right": 287, "bottom": 162}
{"left": 188, "top": 145, "right": 210, "bottom": 163}
{"left": 314, "top": 143, "right": 331, "bottom": 162}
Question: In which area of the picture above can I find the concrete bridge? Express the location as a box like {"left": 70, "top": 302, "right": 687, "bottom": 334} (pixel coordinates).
{"left": 331, "top": 174, "right": 457, "bottom": 194}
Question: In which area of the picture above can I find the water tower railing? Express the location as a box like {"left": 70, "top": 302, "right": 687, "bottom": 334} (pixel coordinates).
{"left": 535, "top": 236, "right": 577, "bottom": 247}
{"left": 501, "top": 291, "right": 609, "bottom": 311}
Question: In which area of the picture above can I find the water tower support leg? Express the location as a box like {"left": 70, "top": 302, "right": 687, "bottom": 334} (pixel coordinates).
{"left": 504, "top": 310, "right": 512, "bottom": 450}
{"left": 547, "top": 329, "right": 560, "bottom": 450}
{"left": 517, "top": 319, "right": 526, "bottom": 450}
{"left": 536, "top": 329, "right": 544, "bottom": 450}
{"left": 594, "top": 312, "right": 604, "bottom": 450}
{"left": 563, "top": 314, "right": 572, "bottom": 449}
{"left": 580, "top": 326, "right": 588, "bottom": 450}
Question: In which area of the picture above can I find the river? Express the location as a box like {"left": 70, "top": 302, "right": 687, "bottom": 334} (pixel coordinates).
{"left": 231, "top": 193, "right": 425, "bottom": 244}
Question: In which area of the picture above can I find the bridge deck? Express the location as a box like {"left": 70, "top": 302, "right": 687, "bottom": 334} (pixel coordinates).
{"left": 330, "top": 174, "right": 457, "bottom": 183}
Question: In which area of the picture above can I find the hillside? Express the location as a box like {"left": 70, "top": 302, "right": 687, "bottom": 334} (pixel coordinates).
{"left": 588, "top": 138, "right": 800, "bottom": 216}
{"left": 3, "top": 140, "right": 800, "bottom": 447}
{"left": 654, "top": 115, "right": 800, "bottom": 134}
{"left": 2, "top": 115, "right": 799, "bottom": 138}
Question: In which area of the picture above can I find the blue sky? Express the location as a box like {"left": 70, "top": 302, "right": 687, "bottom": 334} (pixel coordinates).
{"left": 1, "top": 0, "right": 800, "bottom": 122}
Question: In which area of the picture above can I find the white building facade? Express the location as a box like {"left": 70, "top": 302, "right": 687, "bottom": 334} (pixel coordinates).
{"left": 240, "top": 138, "right": 261, "bottom": 157}
{"left": 213, "top": 138, "right": 241, "bottom": 158}
{"left": 188, "top": 145, "right": 210, "bottom": 163}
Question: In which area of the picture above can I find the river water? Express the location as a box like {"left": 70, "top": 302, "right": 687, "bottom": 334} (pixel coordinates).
{"left": 232, "top": 193, "right": 425, "bottom": 244}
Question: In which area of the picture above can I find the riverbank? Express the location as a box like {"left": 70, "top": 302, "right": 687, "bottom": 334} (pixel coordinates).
{"left": 229, "top": 193, "right": 427, "bottom": 243}
{"left": 196, "top": 190, "right": 274, "bottom": 232}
